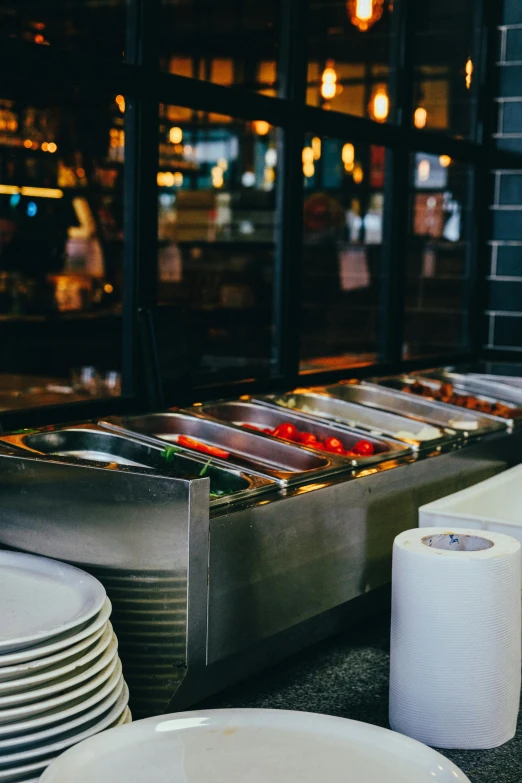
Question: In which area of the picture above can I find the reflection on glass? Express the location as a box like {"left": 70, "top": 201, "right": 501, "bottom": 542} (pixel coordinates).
{"left": 0, "top": 93, "right": 124, "bottom": 408}
{"left": 307, "top": 0, "right": 394, "bottom": 120}
{"left": 0, "top": 1, "right": 126, "bottom": 58}
{"left": 412, "top": 0, "right": 478, "bottom": 137}
{"left": 159, "top": 0, "right": 278, "bottom": 93}
{"left": 403, "top": 153, "right": 470, "bottom": 358}
{"left": 157, "top": 105, "right": 276, "bottom": 383}
{"left": 300, "top": 135, "right": 386, "bottom": 373}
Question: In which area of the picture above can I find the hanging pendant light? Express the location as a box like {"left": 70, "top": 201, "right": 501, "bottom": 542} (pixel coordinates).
{"left": 346, "top": 0, "right": 384, "bottom": 32}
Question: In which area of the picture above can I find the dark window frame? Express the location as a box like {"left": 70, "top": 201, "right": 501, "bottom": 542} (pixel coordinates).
{"left": 0, "top": 0, "right": 518, "bottom": 426}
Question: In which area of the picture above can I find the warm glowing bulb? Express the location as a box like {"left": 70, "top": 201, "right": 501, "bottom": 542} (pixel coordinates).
{"left": 346, "top": 0, "right": 383, "bottom": 31}
{"left": 418, "top": 159, "right": 430, "bottom": 182}
{"left": 169, "top": 127, "right": 183, "bottom": 144}
{"left": 356, "top": 0, "right": 373, "bottom": 21}
{"left": 217, "top": 158, "right": 228, "bottom": 171}
{"left": 104, "top": 283, "right": 114, "bottom": 294}
{"left": 173, "top": 172, "right": 183, "bottom": 187}
{"left": 312, "top": 137, "right": 321, "bottom": 160}
{"left": 47, "top": 142, "right": 57, "bottom": 153}
{"left": 23, "top": 139, "right": 32, "bottom": 149}
{"left": 353, "top": 165, "right": 364, "bottom": 183}
{"left": 303, "top": 161, "right": 315, "bottom": 178}
{"left": 41, "top": 142, "right": 49, "bottom": 151}
{"left": 342, "top": 143, "right": 355, "bottom": 165}
{"left": 253, "top": 120, "right": 271, "bottom": 135}
{"left": 414, "top": 106, "right": 427, "bottom": 129}
{"left": 439, "top": 155, "right": 451, "bottom": 168}
{"left": 302, "top": 146, "right": 314, "bottom": 165}
{"left": 372, "top": 88, "right": 389, "bottom": 122}
{"left": 321, "top": 65, "right": 337, "bottom": 100}
{"left": 163, "top": 172, "right": 175, "bottom": 187}
{"left": 465, "top": 57, "right": 473, "bottom": 90}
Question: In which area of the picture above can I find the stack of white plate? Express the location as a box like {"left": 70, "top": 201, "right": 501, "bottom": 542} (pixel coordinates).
{"left": 0, "top": 551, "right": 131, "bottom": 782}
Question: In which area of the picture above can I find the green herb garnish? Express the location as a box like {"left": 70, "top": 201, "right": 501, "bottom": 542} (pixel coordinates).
{"left": 161, "top": 445, "right": 180, "bottom": 463}
{"left": 199, "top": 458, "right": 212, "bottom": 477}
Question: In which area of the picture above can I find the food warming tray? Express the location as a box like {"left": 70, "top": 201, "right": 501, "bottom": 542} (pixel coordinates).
{"left": 427, "top": 370, "right": 522, "bottom": 408}
{"left": 100, "top": 411, "right": 349, "bottom": 488}
{"left": 252, "top": 392, "right": 459, "bottom": 452}
{"left": 375, "top": 374, "right": 521, "bottom": 427}
{"left": 317, "top": 382, "right": 506, "bottom": 439}
{"left": 193, "top": 399, "right": 412, "bottom": 466}
{"left": 0, "top": 424, "right": 276, "bottom": 507}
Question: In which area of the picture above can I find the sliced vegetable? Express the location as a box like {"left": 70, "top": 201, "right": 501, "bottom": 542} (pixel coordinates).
{"left": 161, "top": 445, "right": 180, "bottom": 463}
{"left": 199, "top": 458, "right": 212, "bottom": 477}
{"left": 178, "top": 435, "right": 230, "bottom": 459}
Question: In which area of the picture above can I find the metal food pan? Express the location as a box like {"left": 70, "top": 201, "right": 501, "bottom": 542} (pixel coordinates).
{"left": 194, "top": 399, "right": 412, "bottom": 465}
{"left": 319, "top": 382, "right": 505, "bottom": 439}
{"left": 376, "top": 374, "right": 521, "bottom": 427}
{"left": 432, "top": 371, "right": 522, "bottom": 408}
{"left": 0, "top": 424, "right": 276, "bottom": 507}
{"left": 100, "top": 412, "right": 348, "bottom": 488}
{"left": 252, "top": 392, "right": 456, "bottom": 451}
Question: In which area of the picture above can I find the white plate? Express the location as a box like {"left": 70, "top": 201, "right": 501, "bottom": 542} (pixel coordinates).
{"left": 0, "top": 552, "right": 106, "bottom": 653}
{"left": 0, "top": 666, "right": 123, "bottom": 739}
{"left": 0, "top": 599, "right": 111, "bottom": 668}
{"left": 41, "top": 709, "right": 471, "bottom": 783}
{"left": 0, "top": 635, "right": 118, "bottom": 707}
{"left": 0, "top": 625, "right": 114, "bottom": 695}
{"left": 0, "top": 681, "right": 127, "bottom": 751}
{"left": 0, "top": 657, "right": 121, "bottom": 726}
{"left": 0, "top": 621, "right": 109, "bottom": 682}
{"left": 0, "top": 684, "right": 129, "bottom": 766}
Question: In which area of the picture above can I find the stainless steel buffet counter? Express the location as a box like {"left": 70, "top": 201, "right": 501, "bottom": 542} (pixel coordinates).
{"left": 0, "top": 374, "right": 519, "bottom": 717}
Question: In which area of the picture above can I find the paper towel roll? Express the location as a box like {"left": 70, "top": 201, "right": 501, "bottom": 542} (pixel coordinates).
{"left": 389, "top": 527, "right": 521, "bottom": 749}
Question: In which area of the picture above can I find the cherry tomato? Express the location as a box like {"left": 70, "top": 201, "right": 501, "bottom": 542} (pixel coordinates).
{"left": 312, "top": 441, "right": 325, "bottom": 450}
{"left": 354, "top": 439, "right": 375, "bottom": 456}
{"left": 324, "top": 437, "right": 344, "bottom": 453}
{"left": 298, "top": 431, "right": 318, "bottom": 446}
{"left": 272, "top": 422, "right": 298, "bottom": 440}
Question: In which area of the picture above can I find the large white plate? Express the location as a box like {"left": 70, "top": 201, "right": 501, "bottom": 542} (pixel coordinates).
{"left": 0, "top": 666, "right": 124, "bottom": 739}
{"left": 0, "top": 657, "right": 121, "bottom": 726}
{"left": 41, "top": 709, "right": 471, "bottom": 783}
{"left": 0, "top": 681, "right": 127, "bottom": 751}
{"left": 0, "top": 599, "right": 111, "bottom": 668}
{"left": 0, "top": 552, "right": 106, "bottom": 653}
{"left": 0, "top": 683, "right": 128, "bottom": 766}
{"left": 0, "top": 625, "right": 113, "bottom": 695}
{"left": 0, "top": 635, "right": 118, "bottom": 707}
{"left": 0, "top": 621, "right": 109, "bottom": 682}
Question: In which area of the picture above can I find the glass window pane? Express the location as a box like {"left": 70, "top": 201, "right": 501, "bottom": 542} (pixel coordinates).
{"left": 0, "top": 1, "right": 126, "bottom": 59}
{"left": 157, "top": 105, "right": 276, "bottom": 384}
{"left": 300, "top": 135, "right": 386, "bottom": 373}
{"left": 307, "top": 0, "right": 395, "bottom": 121}
{"left": 412, "top": 0, "right": 478, "bottom": 137}
{"left": 403, "top": 154, "right": 471, "bottom": 359}
{"left": 0, "top": 92, "right": 124, "bottom": 408}
{"left": 159, "top": 1, "right": 279, "bottom": 94}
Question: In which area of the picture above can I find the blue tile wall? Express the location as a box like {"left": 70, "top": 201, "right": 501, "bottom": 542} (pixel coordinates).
{"left": 488, "top": 6, "right": 522, "bottom": 353}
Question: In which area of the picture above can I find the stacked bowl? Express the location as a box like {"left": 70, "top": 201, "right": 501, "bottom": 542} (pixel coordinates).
{"left": 0, "top": 551, "right": 130, "bottom": 782}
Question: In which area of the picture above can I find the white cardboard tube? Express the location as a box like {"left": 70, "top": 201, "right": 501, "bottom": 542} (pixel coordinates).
{"left": 389, "top": 527, "right": 521, "bottom": 749}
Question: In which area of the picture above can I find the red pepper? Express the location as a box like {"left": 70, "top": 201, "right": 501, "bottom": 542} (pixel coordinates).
{"left": 178, "top": 435, "right": 230, "bottom": 459}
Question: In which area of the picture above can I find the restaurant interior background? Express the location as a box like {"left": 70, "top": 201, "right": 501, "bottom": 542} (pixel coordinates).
{"left": 0, "top": 0, "right": 520, "bottom": 427}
